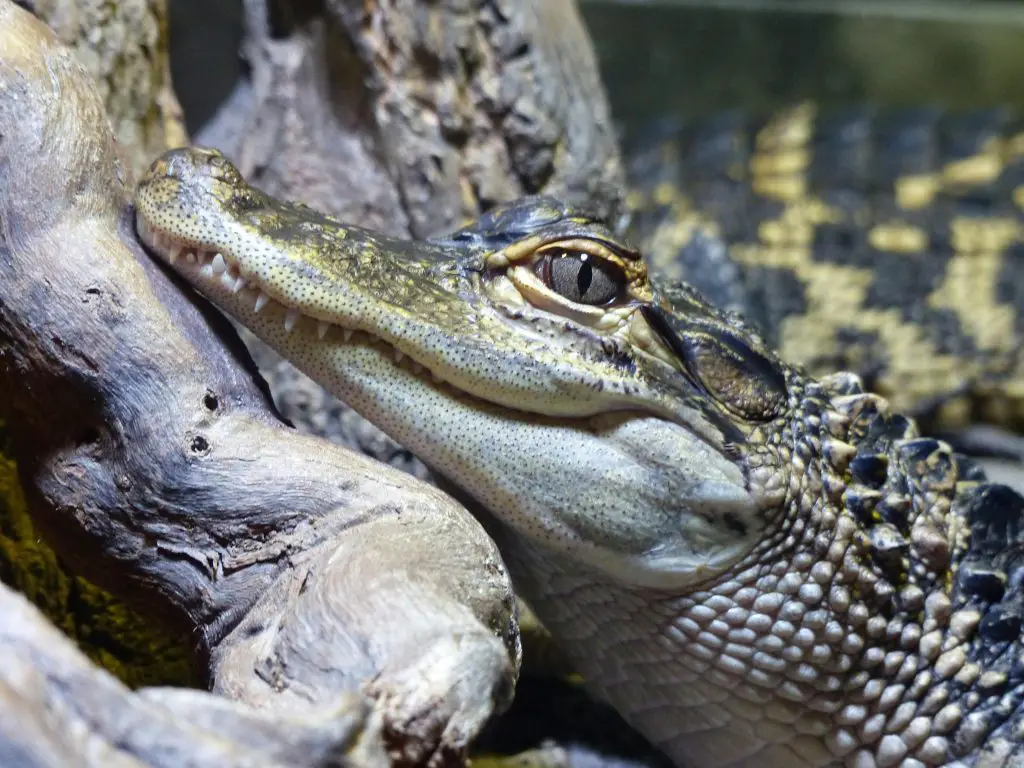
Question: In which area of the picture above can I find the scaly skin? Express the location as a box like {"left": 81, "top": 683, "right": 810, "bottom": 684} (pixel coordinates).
{"left": 136, "top": 147, "right": 1024, "bottom": 768}
{"left": 624, "top": 104, "right": 1024, "bottom": 434}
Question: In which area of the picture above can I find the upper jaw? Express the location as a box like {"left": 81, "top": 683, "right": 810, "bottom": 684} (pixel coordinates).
{"left": 134, "top": 210, "right": 709, "bottom": 429}
{"left": 134, "top": 210, "right": 448, "bottom": 377}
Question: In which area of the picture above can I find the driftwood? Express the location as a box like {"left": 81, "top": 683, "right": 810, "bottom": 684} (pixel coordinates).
{"left": 0, "top": 3, "right": 515, "bottom": 765}
{"left": 0, "top": 580, "right": 382, "bottom": 768}
{"left": 0, "top": 0, "right": 194, "bottom": 685}
{"left": 0, "top": 0, "right": 627, "bottom": 765}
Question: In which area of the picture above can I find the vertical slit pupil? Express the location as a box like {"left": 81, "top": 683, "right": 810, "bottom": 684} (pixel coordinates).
{"left": 543, "top": 248, "right": 624, "bottom": 305}
{"left": 576, "top": 255, "right": 593, "bottom": 298}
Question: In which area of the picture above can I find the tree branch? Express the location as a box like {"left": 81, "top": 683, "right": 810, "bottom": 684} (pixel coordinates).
{"left": 0, "top": 3, "right": 522, "bottom": 764}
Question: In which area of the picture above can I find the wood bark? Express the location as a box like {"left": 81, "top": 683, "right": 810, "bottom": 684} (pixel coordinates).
{"left": 0, "top": 0, "right": 195, "bottom": 688}
{"left": 0, "top": 581, "right": 383, "bottom": 768}
{"left": 0, "top": 0, "right": 626, "bottom": 764}
{"left": 0, "top": 4, "right": 519, "bottom": 765}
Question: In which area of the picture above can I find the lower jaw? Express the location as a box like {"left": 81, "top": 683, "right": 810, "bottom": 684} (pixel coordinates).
{"left": 142, "top": 232, "right": 754, "bottom": 604}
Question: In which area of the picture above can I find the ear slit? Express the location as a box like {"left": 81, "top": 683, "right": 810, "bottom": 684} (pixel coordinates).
{"left": 640, "top": 304, "right": 707, "bottom": 393}
{"left": 641, "top": 302, "right": 788, "bottom": 423}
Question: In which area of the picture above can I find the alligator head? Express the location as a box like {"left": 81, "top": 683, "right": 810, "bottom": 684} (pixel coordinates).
{"left": 136, "top": 147, "right": 1013, "bottom": 768}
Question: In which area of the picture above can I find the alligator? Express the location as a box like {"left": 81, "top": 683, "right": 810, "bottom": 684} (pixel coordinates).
{"left": 135, "top": 146, "right": 1024, "bottom": 767}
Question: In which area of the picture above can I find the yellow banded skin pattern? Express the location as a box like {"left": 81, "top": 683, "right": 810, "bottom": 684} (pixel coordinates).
{"left": 137, "top": 146, "right": 1024, "bottom": 767}
{"left": 624, "top": 103, "right": 1024, "bottom": 433}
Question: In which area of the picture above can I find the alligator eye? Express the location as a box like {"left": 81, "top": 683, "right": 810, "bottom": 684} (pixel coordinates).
{"left": 682, "top": 332, "right": 787, "bottom": 421}
{"left": 536, "top": 249, "right": 626, "bottom": 306}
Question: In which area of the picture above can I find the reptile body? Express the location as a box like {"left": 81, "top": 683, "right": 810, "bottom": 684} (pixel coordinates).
{"left": 625, "top": 103, "right": 1024, "bottom": 435}
{"left": 135, "top": 147, "right": 1024, "bottom": 767}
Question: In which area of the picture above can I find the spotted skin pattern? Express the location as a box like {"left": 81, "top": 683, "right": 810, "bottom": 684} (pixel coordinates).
{"left": 625, "top": 103, "right": 1024, "bottom": 433}
{"left": 135, "top": 146, "right": 1024, "bottom": 767}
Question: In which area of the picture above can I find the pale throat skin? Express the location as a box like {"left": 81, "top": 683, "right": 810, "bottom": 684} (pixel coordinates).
{"left": 135, "top": 147, "right": 1024, "bottom": 768}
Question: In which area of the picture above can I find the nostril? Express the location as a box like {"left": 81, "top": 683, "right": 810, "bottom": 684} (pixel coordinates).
{"left": 161, "top": 158, "right": 191, "bottom": 182}
{"left": 203, "top": 391, "right": 219, "bottom": 411}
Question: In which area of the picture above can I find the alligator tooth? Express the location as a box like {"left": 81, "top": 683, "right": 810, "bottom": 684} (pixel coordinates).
{"left": 342, "top": 329, "right": 354, "bottom": 342}
{"left": 186, "top": 251, "right": 197, "bottom": 264}
{"left": 167, "top": 245, "right": 182, "bottom": 265}
{"left": 211, "top": 253, "right": 227, "bottom": 274}
{"left": 199, "top": 264, "right": 215, "bottom": 279}
{"left": 284, "top": 308, "right": 300, "bottom": 333}
{"left": 394, "top": 348, "right": 404, "bottom": 363}
{"left": 254, "top": 292, "right": 270, "bottom": 313}
{"left": 232, "top": 275, "right": 247, "bottom": 293}
{"left": 316, "top": 321, "right": 330, "bottom": 339}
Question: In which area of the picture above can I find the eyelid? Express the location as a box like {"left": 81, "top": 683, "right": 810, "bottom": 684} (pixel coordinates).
{"left": 507, "top": 265, "right": 608, "bottom": 324}
{"left": 490, "top": 235, "right": 649, "bottom": 292}
{"left": 533, "top": 239, "right": 625, "bottom": 267}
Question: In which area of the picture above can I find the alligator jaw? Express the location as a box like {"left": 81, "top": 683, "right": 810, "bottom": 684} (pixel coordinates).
{"left": 131, "top": 144, "right": 765, "bottom": 593}
{"left": 136, "top": 207, "right": 758, "bottom": 592}
{"left": 135, "top": 213, "right": 436, "bottom": 379}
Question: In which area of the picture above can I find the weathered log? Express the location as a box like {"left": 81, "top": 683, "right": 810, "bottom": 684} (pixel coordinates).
{"left": 0, "top": 0, "right": 194, "bottom": 687}
{"left": 206, "top": 0, "right": 623, "bottom": 235}
{"left": 0, "top": 580, "right": 384, "bottom": 768}
{"left": 0, "top": 3, "right": 520, "bottom": 764}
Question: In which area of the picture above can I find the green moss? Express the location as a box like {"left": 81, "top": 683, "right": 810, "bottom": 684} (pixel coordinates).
{"left": 0, "top": 423, "right": 195, "bottom": 689}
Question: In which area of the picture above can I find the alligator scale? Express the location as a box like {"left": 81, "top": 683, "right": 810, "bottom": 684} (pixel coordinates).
{"left": 135, "top": 147, "right": 1024, "bottom": 768}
